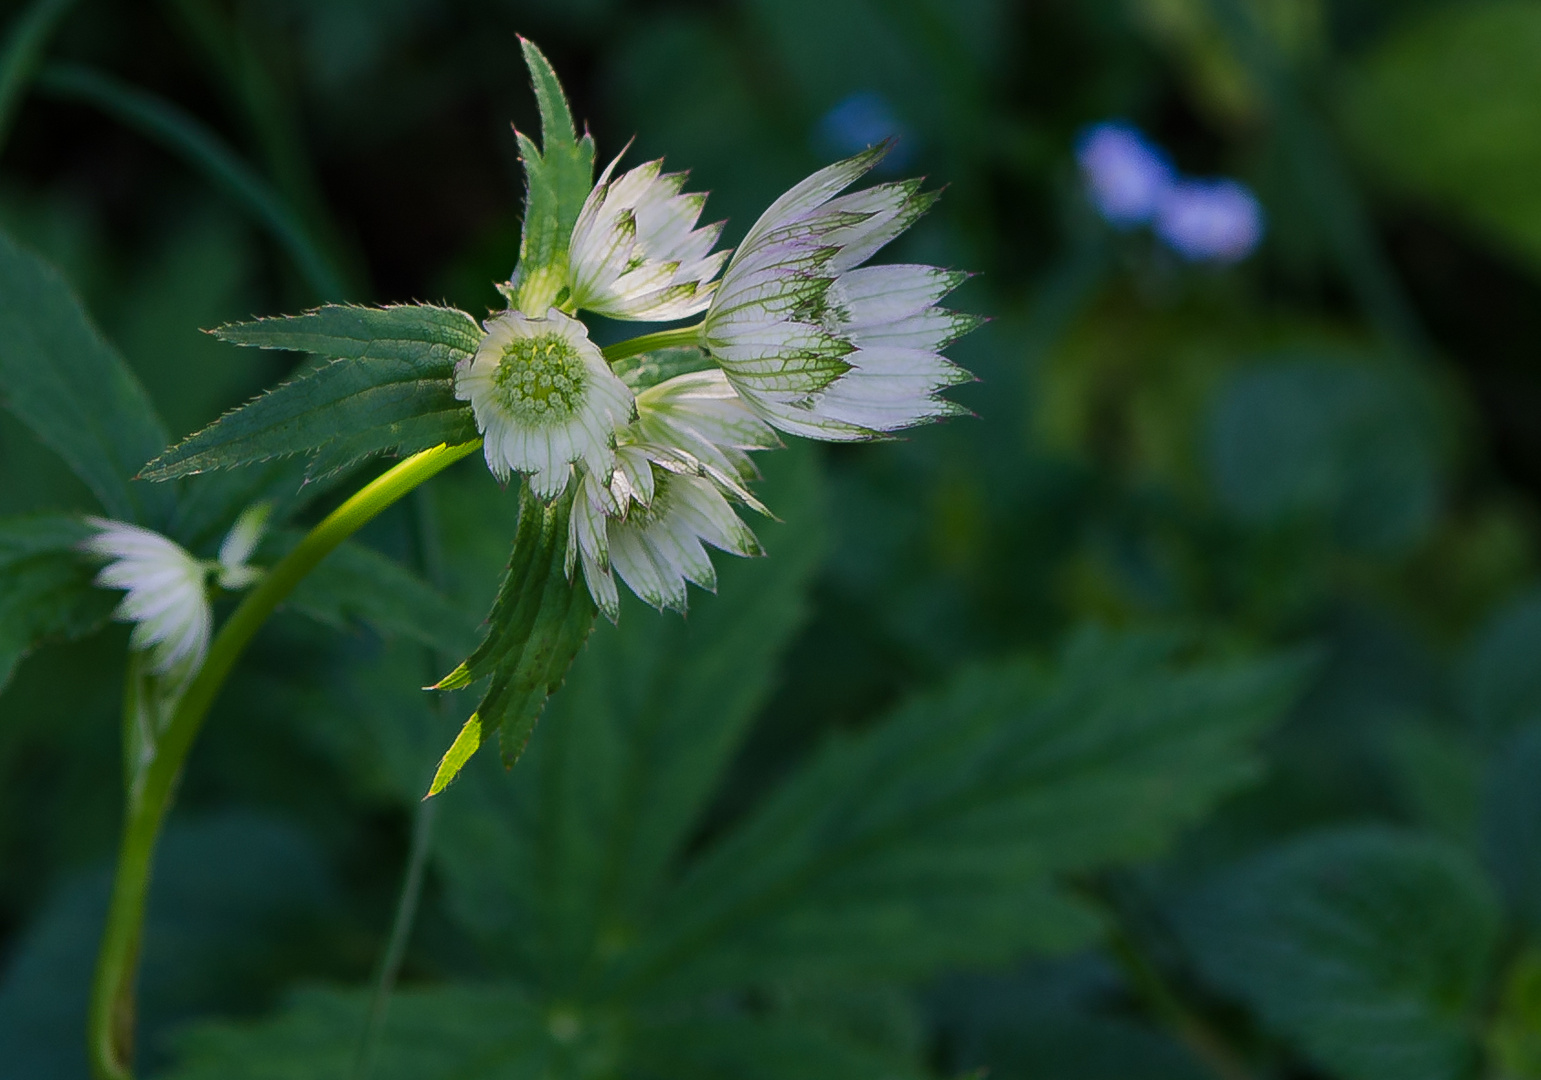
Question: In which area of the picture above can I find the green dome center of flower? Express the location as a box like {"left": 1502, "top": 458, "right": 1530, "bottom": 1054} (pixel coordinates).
{"left": 492, "top": 333, "right": 587, "bottom": 425}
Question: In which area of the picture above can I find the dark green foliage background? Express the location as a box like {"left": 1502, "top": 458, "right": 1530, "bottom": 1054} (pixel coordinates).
{"left": 3, "top": 0, "right": 1541, "bottom": 1077}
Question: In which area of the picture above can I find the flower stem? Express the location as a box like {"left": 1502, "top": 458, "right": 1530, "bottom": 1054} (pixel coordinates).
{"left": 600, "top": 322, "right": 705, "bottom": 364}
{"left": 87, "top": 440, "right": 479, "bottom": 1080}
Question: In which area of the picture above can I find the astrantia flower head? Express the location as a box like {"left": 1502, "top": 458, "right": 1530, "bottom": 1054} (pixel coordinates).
{"left": 702, "top": 145, "right": 979, "bottom": 441}
{"left": 85, "top": 520, "right": 211, "bottom": 683}
{"left": 604, "top": 470, "right": 762, "bottom": 616}
{"left": 567, "top": 154, "right": 728, "bottom": 321}
{"left": 456, "top": 307, "right": 635, "bottom": 499}
{"left": 565, "top": 368, "right": 774, "bottom": 619}
{"left": 81, "top": 508, "right": 269, "bottom": 686}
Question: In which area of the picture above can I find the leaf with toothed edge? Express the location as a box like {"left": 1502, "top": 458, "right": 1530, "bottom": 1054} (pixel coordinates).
{"left": 507, "top": 38, "right": 597, "bottom": 315}
{"left": 140, "top": 304, "right": 482, "bottom": 483}
{"left": 427, "top": 483, "right": 597, "bottom": 796}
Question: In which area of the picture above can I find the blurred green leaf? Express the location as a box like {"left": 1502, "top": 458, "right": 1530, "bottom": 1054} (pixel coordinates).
{"left": 1459, "top": 589, "right": 1541, "bottom": 741}
{"left": 1481, "top": 724, "right": 1541, "bottom": 934}
{"left": 0, "top": 513, "right": 113, "bottom": 692}
{"left": 0, "top": 228, "right": 174, "bottom": 525}
{"left": 1207, "top": 354, "right": 1442, "bottom": 553}
{"left": 1378, "top": 720, "right": 1482, "bottom": 846}
{"left": 283, "top": 536, "right": 481, "bottom": 659}
{"left": 432, "top": 445, "right": 824, "bottom": 978}
{"left": 0, "top": 813, "right": 333, "bottom": 1079}
{"left": 163, "top": 984, "right": 921, "bottom": 1080}
{"left": 620, "top": 631, "right": 1306, "bottom": 997}
{"left": 508, "top": 38, "right": 596, "bottom": 315}
{"left": 164, "top": 985, "right": 552, "bottom": 1080}
{"left": 1178, "top": 827, "right": 1501, "bottom": 1080}
{"left": 628, "top": 1010, "right": 925, "bottom": 1080}
{"left": 1342, "top": 1, "right": 1541, "bottom": 275}
{"left": 428, "top": 484, "right": 595, "bottom": 794}
{"left": 142, "top": 304, "right": 480, "bottom": 483}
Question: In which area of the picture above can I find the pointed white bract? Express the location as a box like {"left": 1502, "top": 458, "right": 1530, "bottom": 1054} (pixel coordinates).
{"left": 567, "top": 155, "right": 728, "bottom": 321}
{"left": 215, "top": 503, "right": 270, "bottom": 590}
{"left": 456, "top": 308, "right": 635, "bottom": 499}
{"left": 82, "top": 511, "right": 270, "bottom": 685}
{"left": 606, "top": 471, "right": 762, "bottom": 614}
{"left": 702, "top": 146, "right": 978, "bottom": 441}
{"left": 83, "top": 520, "right": 212, "bottom": 684}
{"left": 564, "top": 369, "right": 772, "bottom": 619}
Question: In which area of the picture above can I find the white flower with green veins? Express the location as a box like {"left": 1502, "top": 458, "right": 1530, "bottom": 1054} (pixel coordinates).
{"left": 566, "top": 155, "right": 728, "bottom": 321}
{"left": 82, "top": 505, "right": 268, "bottom": 687}
{"left": 455, "top": 307, "right": 635, "bottom": 499}
{"left": 701, "top": 144, "right": 980, "bottom": 440}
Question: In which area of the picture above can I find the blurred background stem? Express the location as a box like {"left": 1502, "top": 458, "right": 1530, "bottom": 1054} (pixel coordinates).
{"left": 0, "top": 0, "right": 76, "bottom": 156}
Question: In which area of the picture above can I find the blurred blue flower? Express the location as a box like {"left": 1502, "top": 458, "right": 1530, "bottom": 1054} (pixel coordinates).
{"left": 816, "top": 91, "right": 915, "bottom": 172}
{"left": 1074, "top": 121, "right": 1175, "bottom": 228}
{"left": 1155, "top": 178, "right": 1265, "bottom": 263}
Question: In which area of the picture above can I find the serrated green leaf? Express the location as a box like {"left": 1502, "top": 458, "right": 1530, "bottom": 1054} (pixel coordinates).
{"left": 432, "top": 446, "right": 824, "bottom": 978}
{"left": 426, "top": 484, "right": 596, "bottom": 795}
{"left": 162, "top": 985, "right": 552, "bottom": 1080}
{"left": 0, "top": 228, "right": 174, "bottom": 524}
{"left": 1177, "top": 827, "right": 1501, "bottom": 1080}
{"left": 617, "top": 631, "right": 1307, "bottom": 997}
{"left": 141, "top": 304, "right": 482, "bottom": 482}
{"left": 281, "top": 535, "right": 481, "bottom": 659}
{"left": 0, "top": 513, "right": 114, "bottom": 692}
{"left": 508, "top": 39, "right": 595, "bottom": 315}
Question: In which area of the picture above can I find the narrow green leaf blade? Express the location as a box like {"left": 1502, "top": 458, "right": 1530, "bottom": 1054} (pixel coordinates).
{"left": 509, "top": 40, "right": 595, "bottom": 315}
{"left": 0, "top": 229, "right": 173, "bottom": 523}
{"left": 141, "top": 304, "right": 481, "bottom": 482}
{"left": 623, "top": 631, "right": 1307, "bottom": 996}
{"left": 426, "top": 484, "right": 597, "bottom": 795}
{"left": 1177, "top": 827, "right": 1501, "bottom": 1080}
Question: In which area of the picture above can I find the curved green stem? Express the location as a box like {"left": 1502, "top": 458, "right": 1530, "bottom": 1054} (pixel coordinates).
{"left": 36, "top": 62, "right": 352, "bottom": 301}
{"left": 0, "top": 0, "right": 78, "bottom": 155}
{"left": 601, "top": 322, "right": 705, "bottom": 364}
{"left": 87, "top": 440, "right": 478, "bottom": 1080}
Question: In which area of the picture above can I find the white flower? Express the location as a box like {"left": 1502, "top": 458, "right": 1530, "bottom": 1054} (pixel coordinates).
{"left": 82, "top": 509, "right": 269, "bottom": 686}
{"left": 702, "top": 146, "right": 978, "bottom": 441}
{"left": 565, "top": 369, "right": 774, "bottom": 619}
{"left": 455, "top": 308, "right": 635, "bottom": 499}
{"left": 606, "top": 471, "right": 762, "bottom": 615}
{"left": 83, "top": 520, "right": 212, "bottom": 684}
{"left": 566, "top": 155, "right": 728, "bottom": 321}
{"left": 628, "top": 368, "right": 779, "bottom": 506}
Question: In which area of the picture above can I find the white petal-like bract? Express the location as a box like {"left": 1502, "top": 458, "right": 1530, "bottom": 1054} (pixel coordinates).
{"left": 702, "top": 146, "right": 977, "bottom": 441}
{"left": 567, "top": 155, "right": 728, "bottom": 321}
{"left": 83, "top": 519, "right": 212, "bottom": 685}
{"left": 599, "top": 471, "right": 762, "bottom": 615}
{"left": 456, "top": 308, "right": 635, "bottom": 499}
{"left": 566, "top": 370, "right": 772, "bottom": 619}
